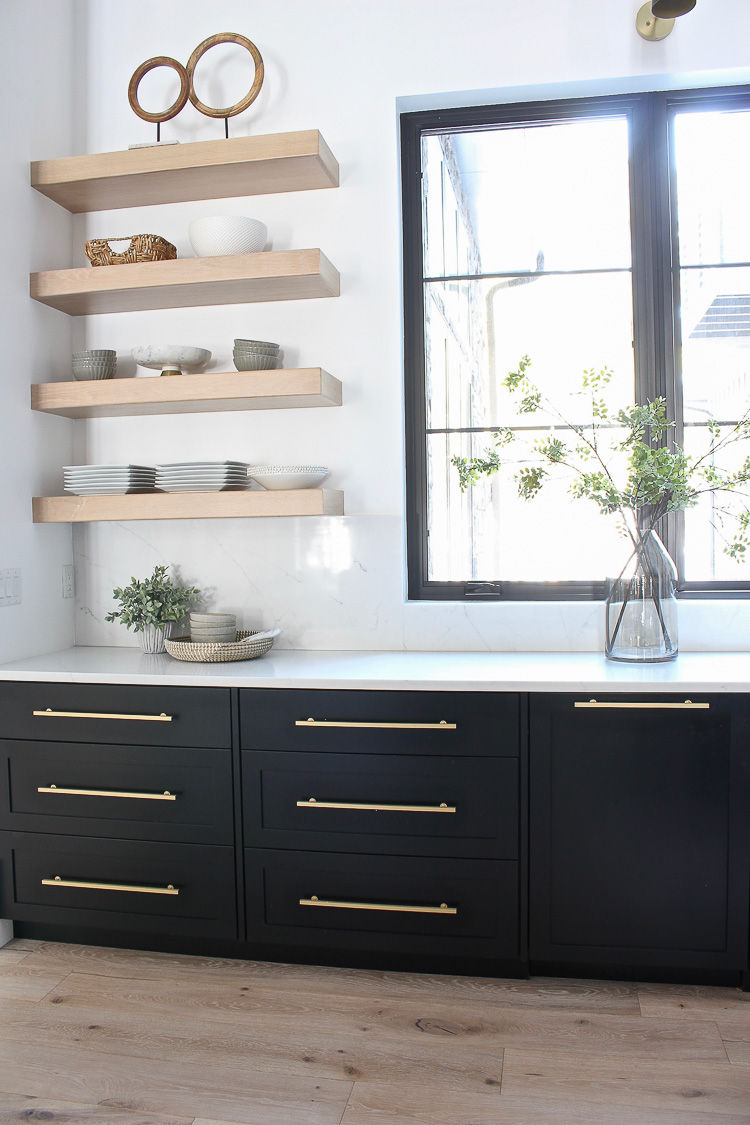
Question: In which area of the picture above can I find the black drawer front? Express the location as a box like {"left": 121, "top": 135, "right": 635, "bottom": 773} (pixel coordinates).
{"left": 0, "top": 831, "right": 237, "bottom": 938}
{"left": 243, "top": 750, "right": 518, "bottom": 858}
{"left": 0, "top": 682, "right": 231, "bottom": 748}
{"left": 246, "top": 848, "right": 518, "bottom": 959}
{"left": 239, "top": 689, "right": 519, "bottom": 756}
{"left": 1, "top": 741, "right": 233, "bottom": 844}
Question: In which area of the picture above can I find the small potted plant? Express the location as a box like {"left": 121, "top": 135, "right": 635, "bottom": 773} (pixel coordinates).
{"left": 105, "top": 564, "right": 200, "bottom": 653}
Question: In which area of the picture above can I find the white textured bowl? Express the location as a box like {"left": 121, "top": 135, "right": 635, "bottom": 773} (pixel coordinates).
{"left": 247, "top": 465, "right": 329, "bottom": 490}
{"left": 189, "top": 216, "right": 267, "bottom": 258}
{"left": 131, "top": 345, "right": 211, "bottom": 375}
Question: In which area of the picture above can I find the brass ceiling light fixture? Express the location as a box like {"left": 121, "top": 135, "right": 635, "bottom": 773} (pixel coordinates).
{"left": 636, "top": 0, "right": 696, "bottom": 40}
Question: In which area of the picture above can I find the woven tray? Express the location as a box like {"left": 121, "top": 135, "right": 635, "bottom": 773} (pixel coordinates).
{"left": 85, "top": 234, "right": 177, "bottom": 266}
{"left": 164, "top": 630, "right": 275, "bottom": 663}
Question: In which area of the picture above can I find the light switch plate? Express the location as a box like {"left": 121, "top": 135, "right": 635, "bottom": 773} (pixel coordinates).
{"left": 62, "top": 564, "right": 74, "bottom": 599}
{"left": 0, "top": 568, "right": 21, "bottom": 607}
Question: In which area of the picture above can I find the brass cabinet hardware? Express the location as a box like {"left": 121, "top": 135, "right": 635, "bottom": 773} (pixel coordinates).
{"left": 42, "top": 876, "right": 178, "bottom": 895}
{"left": 300, "top": 895, "right": 457, "bottom": 915}
{"left": 294, "top": 718, "right": 456, "bottom": 730}
{"left": 38, "top": 785, "right": 176, "bottom": 801}
{"left": 33, "top": 708, "right": 173, "bottom": 722}
{"left": 297, "top": 798, "right": 456, "bottom": 813}
{"left": 574, "top": 699, "right": 710, "bottom": 710}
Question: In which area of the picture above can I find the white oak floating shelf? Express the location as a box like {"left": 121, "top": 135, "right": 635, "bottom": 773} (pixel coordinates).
{"left": 30, "top": 130, "right": 339, "bottom": 213}
{"left": 31, "top": 369, "right": 342, "bottom": 419}
{"left": 32, "top": 490, "right": 345, "bottom": 524}
{"left": 30, "top": 249, "right": 340, "bottom": 316}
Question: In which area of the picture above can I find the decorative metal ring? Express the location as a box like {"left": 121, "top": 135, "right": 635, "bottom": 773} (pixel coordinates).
{"left": 186, "top": 32, "right": 264, "bottom": 119}
{"left": 128, "top": 56, "right": 190, "bottom": 124}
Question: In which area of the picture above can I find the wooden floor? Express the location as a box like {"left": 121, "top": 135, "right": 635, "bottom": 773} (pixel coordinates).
{"left": 0, "top": 940, "right": 749, "bottom": 1124}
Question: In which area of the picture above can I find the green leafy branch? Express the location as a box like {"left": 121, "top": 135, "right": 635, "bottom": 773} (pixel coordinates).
{"left": 451, "top": 356, "right": 750, "bottom": 560}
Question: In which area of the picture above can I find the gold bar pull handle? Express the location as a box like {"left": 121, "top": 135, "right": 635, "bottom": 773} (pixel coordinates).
{"left": 33, "top": 709, "right": 173, "bottom": 722}
{"left": 38, "top": 785, "right": 177, "bottom": 801}
{"left": 295, "top": 718, "right": 457, "bottom": 730}
{"left": 300, "top": 895, "right": 457, "bottom": 915}
{"left": 297, "top": 798, "right": 456, "bottom": 814}
{"left": 42, "top": 876, "right": 179, "bottom": 896}
{"left": 574, "top": 699, "right": 710, "bottom": 710}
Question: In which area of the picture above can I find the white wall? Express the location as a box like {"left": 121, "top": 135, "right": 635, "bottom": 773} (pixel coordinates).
{"left": 0, "top": 0, "right": 80, "bottom": 663}
{"left": 33, "top": 0, "right": 750, "bottom": 651}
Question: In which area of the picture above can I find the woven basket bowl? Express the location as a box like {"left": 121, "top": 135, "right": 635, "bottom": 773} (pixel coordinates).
{"left": 164, "top": 629, "right": 275, "bottom": 663}
{"left": 85, "top": 234, "right": 177, "bottom": 267}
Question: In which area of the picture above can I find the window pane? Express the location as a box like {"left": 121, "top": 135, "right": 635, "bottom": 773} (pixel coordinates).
{"left": 426, "top": 431, "right": 628, "bottom": 583}
{"left": 674, "top": 109, "right": 750, "bottom": 267}
{"left": 679, "top": 265, "right": 750, "bottom": 583}
{"left": 425, "top": 274, "right": 635, "bottom": 431}
{"left": 422, "top": 116, "right": 632, "bottom": 278}
{"left": 674, "top": 105, "right": 750, "bottom": 587}
{"left": 683, "top": 424, "right": 750, "bottom": 583}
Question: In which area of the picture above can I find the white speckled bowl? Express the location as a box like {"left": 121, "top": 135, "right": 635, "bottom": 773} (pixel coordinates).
{"left": 131, "top": 345, "right": 211, "bottom": 376}
{"left": 189, "top": 216, "right": 267, "bottom": 257}
{"left": 247, "top": 465, "right": 328, "bottom": 490}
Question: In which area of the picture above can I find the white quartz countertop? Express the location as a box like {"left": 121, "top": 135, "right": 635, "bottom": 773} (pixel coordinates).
{"left": 1, "top": 646, "right": 750, "bottom": 692}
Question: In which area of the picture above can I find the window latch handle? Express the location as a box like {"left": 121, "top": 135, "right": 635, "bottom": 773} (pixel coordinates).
{"left": 465, "top": 582, "right": 503, "bottom": 597}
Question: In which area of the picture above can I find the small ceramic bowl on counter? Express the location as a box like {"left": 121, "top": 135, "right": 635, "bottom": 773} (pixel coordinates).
{"left": 189, "top": 611, "right": 237, "bottom": 643}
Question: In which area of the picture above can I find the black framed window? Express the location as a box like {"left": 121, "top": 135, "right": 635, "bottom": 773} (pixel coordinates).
{"left": 402, "top": 86, "right": 750, "bottom": 601}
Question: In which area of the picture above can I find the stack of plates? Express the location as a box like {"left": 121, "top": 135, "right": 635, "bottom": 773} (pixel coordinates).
{"left": 155, "top": 461, "right": 251, "bottom": 493}
{"left": 64, "top": 464, "right": 156, "bottom": 495}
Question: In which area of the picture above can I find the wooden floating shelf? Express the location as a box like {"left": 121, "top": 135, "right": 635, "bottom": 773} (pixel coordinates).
{"left": 30, "top": 130, "right": 339, "bottom": 213}
{"left": 30, "top": 249, "right": 340, "bottom": 316}
{"left": 32, "top": 490, "right": 344, "bottom": 524}
{"left": 31, "top": 369, "right": 342, "bottom": 419}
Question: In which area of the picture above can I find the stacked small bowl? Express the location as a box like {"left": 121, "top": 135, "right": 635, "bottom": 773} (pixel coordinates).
{"left": 233, "top": 339, "right": 280, "bottom": 371}
{"left": 189, "top": 612, "right": 237, "bottom": 644}
{"left": 72, "top": 350, "right": 117, "bottom": 381}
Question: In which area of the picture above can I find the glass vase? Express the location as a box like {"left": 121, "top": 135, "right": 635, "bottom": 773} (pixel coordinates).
{"left": 137, "top": 622, "right": 172, "bottom": 654}
{"left": 605, "top": 529, "right": 678, "bottom": 662}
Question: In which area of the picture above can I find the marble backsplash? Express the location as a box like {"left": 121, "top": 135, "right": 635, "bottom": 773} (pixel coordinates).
{"left": 73, "top": 515, "right": 750, "bottom": 652}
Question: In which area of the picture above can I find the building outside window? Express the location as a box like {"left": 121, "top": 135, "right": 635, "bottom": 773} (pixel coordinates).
{"left": 401, "top": 87, "right": 750, "bottom": 601}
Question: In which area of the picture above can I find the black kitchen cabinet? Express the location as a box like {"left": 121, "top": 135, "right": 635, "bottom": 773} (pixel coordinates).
{"left": 239, "top": 687, "right": 520, "bottom": 755}
{"left": 240, "top": 688, "right": 525, "bottom": 974}
{"left": 0, "top": 676, "right": 748, "bottom": 986}
{"left": 0, "top": 681, "right": 238, "bottom": 943}
{"left": 0, "top": 739, "right": 233, "bottom": 844}
{"left": 245, "top": 848, "right": 519, "bottom": 960}
{"left": 0, "top": 831, "right": 237, "bottom": 939}
{"left": 242, "top": 749, "right": 518, "bottom": 858}
{"left": 0, "top": 681, "right": 231, "bottom": 748}
{"left": 529, "top": 693, "right": 750, "bottom": 975}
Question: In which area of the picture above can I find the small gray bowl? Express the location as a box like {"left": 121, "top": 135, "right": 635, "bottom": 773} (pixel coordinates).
{"left": 72, "top": 362, "right": 117, "bottom": 381}
{"left": 233, "top": 355, "right": 279, "bottom": 371}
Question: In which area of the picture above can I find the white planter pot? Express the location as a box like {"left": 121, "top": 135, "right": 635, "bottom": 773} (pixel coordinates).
{"left": 137, "top": 622, "right": 172, "bottom": 654}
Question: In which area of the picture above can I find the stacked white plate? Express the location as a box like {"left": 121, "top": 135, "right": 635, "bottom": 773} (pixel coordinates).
{"left": 155, "top": 461, "right": 251, "bottom": 493}
{"left": 64, "top": 464, "right": 156, "bottom": 495}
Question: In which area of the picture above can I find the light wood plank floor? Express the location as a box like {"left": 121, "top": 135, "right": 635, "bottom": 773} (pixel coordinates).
{"left": 0, "top": 940, "right": 749, "bottom": 1124}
